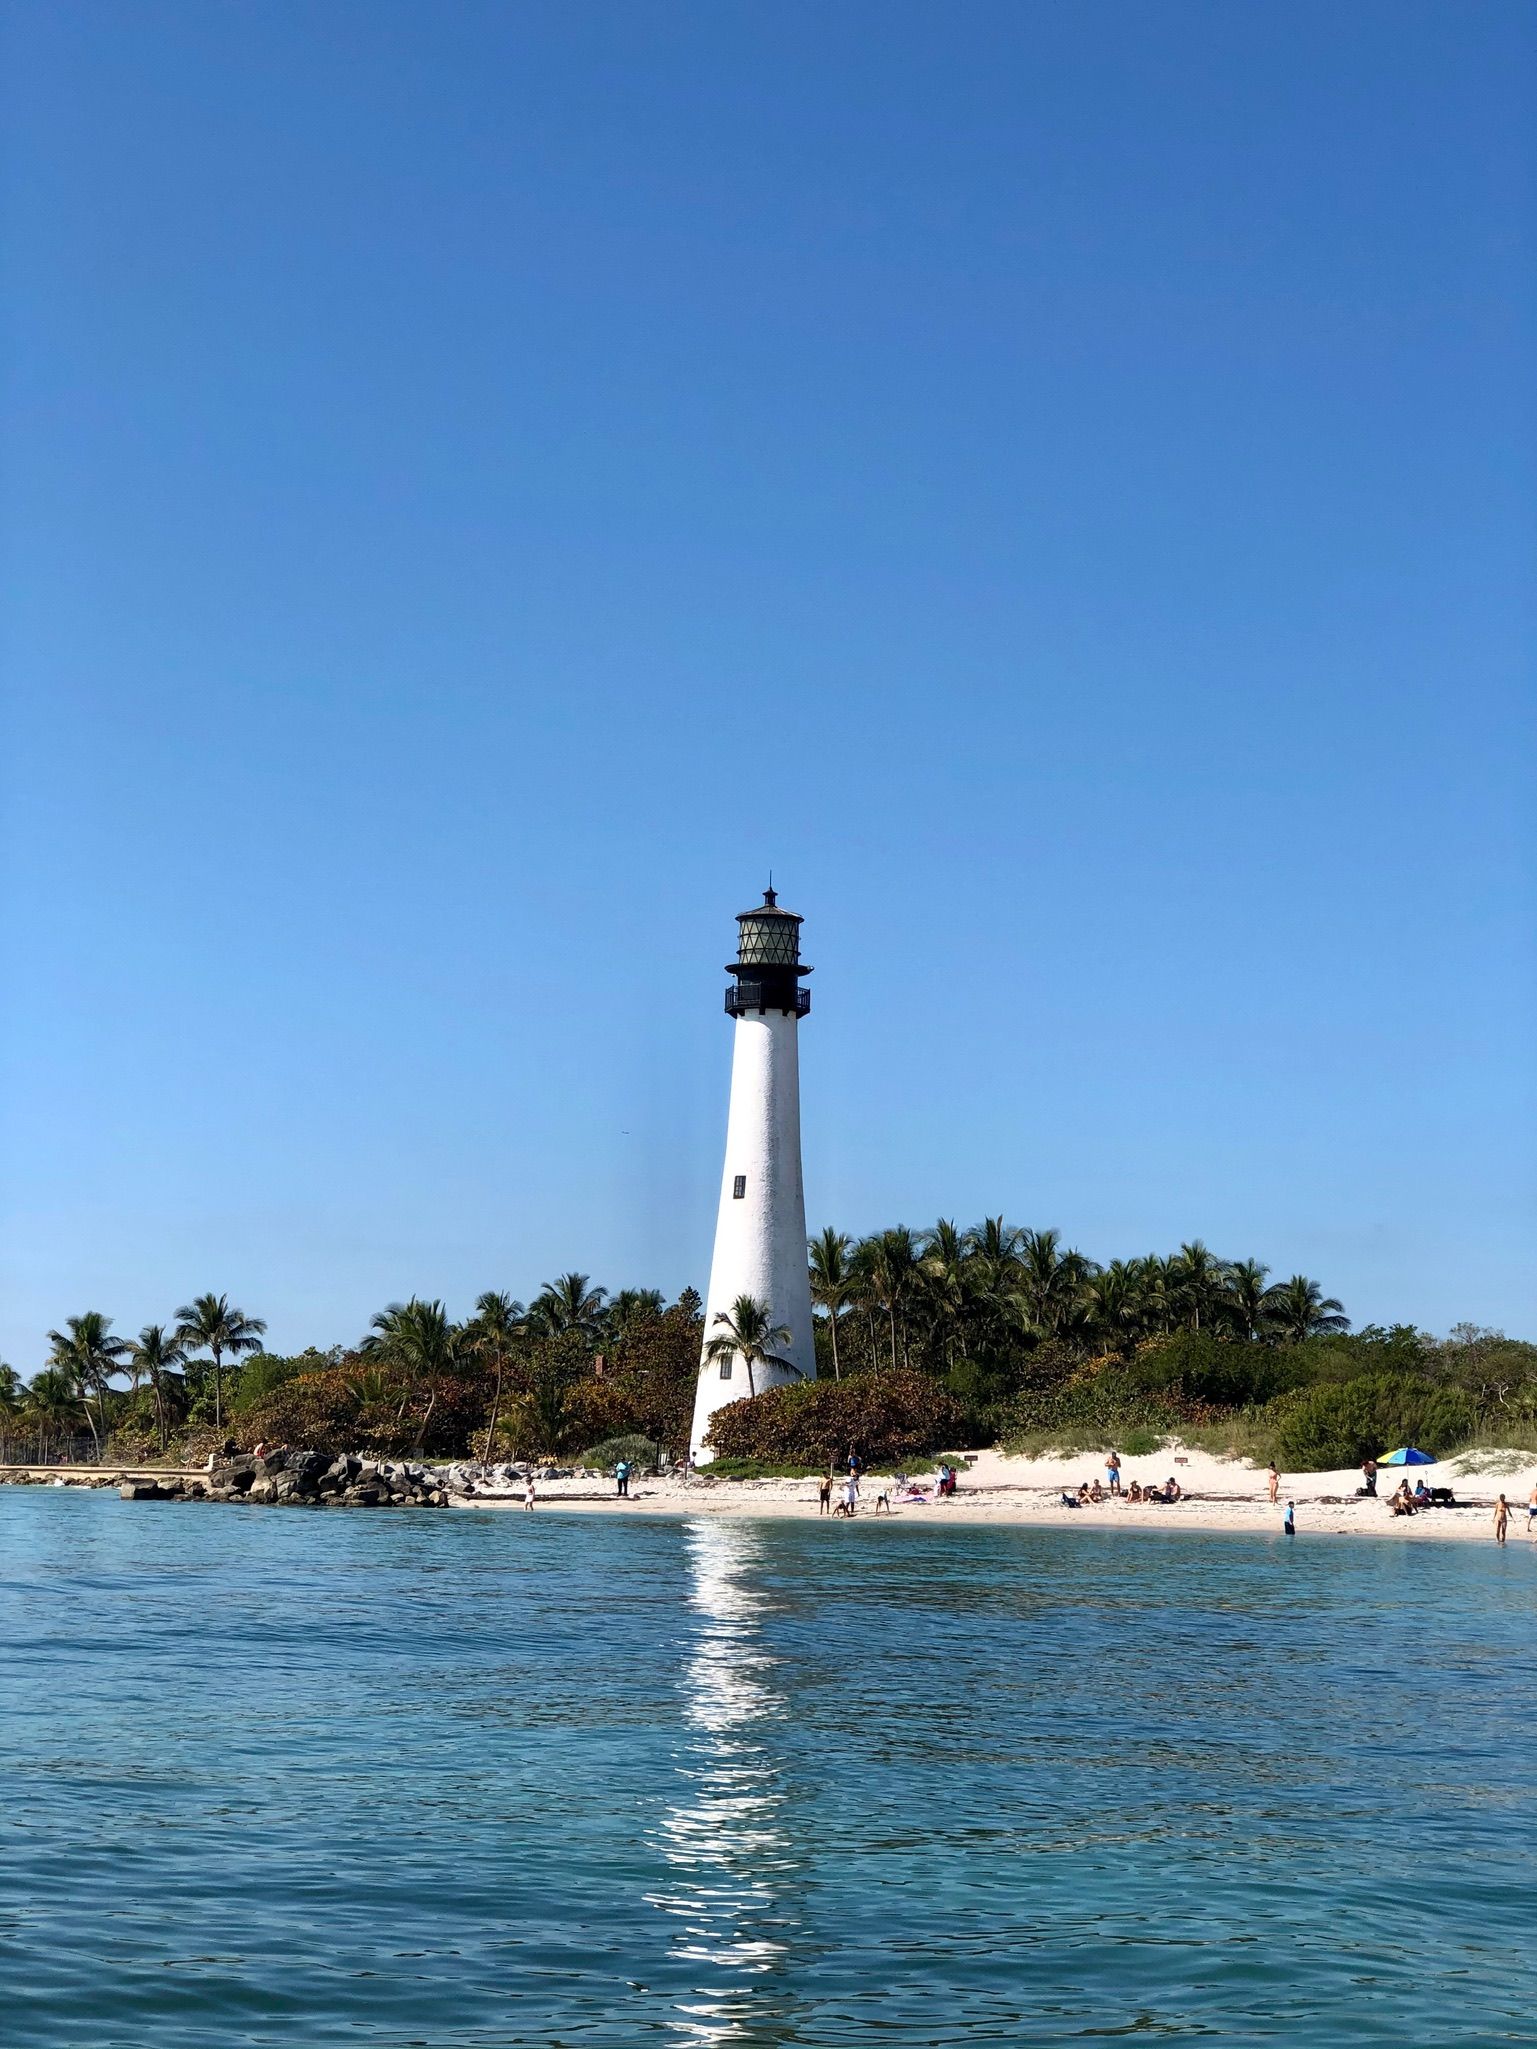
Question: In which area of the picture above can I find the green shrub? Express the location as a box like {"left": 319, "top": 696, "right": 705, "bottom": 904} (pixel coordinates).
{"left": 231, "top": 1350, "right": 336, "bottom": 1415}
{"left": 999, "top": 1422, "right": 1165, "bottom": 1460}
{"left": 582, "top": 1433, "right": 664, "bottom": 1471}
{"left": 1269, "top": 1374, "right": 1478, "bottom": 1471}
{"left": 561, "top": 1379, "right": 648, "bottom": 1452}
{"left": 704, "top": 1368, "right": 975, "bottom": 1466}
{"left": 1178, "top": 1414, "right": 1280, "bottom": 1465}
{"left": 704, "top": 1458, "right": 831, "bottom": 1479}
{"left": 1123, "top": 1333, "right": 1310, "bottom": 1410}
{"left": 241, "top": 1360, "right": 496, "bottom": 1458}
{"left": 1118, "top": 1425, "right": 1164, "bottom": 1456}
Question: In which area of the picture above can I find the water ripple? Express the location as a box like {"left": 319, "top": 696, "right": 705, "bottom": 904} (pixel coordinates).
{"left": 1, "top": 1490, "right": 1534, "bottom": 2046}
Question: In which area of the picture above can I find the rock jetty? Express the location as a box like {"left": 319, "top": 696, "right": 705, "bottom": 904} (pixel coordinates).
{"left": 119, "top": 1450, "right": 452, "bottom": 1508}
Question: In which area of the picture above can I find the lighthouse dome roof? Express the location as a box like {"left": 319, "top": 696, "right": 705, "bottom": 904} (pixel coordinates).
{"left": 736, "top": 885, "right": 800, "bottom": 923}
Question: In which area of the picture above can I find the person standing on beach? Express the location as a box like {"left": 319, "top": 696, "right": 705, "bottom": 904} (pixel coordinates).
{"left": 615, "top": 1458, "right": 630, "bottom": 1498}
{"left": 1527, "top": 1482, "right": 1536, "bottom": 1532}
{"left": 523, "top": 1473, "right": 536, "bottom": 1512}
{"left": 1106, "top": 1451, "right": 1122, "bottom": 1496}
{"left": 1267, "top": 1464, "right": 1280, "bottom": 1506}
{"left": 1361, "top": 1457, "right": 1378, "bottom": 1498}
{"left": 843, "top": 1470, "right": 858, "bottom": 1516}
{"left": 1493, "top": 1494, "right": 1508, "bottom": 1545}
{"left": 1283, "top": 1500, "right": 1295, "bottom": 1538}
{"left": 818, "top": 1472, "right": 832, "bottom": 1515}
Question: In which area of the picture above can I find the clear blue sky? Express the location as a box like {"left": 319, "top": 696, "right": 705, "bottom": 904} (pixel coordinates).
{"left": 2, "top": 1, "right": 1533, "bottom": 1369}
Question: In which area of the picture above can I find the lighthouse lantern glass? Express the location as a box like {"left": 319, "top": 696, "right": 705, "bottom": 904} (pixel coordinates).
{"left": 737, "top": 916, "right": 798, "bottom": 968}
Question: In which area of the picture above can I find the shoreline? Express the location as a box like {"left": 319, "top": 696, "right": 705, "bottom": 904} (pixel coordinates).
{"left": 453, "top": 1490, "right": 1522, "bottom": 1545}
{"left": 6, "top": 1445, "right": 1533, "bottom": 1547}
{"left": 452, "top": 1445, "right": 1537, "bottom": 1547}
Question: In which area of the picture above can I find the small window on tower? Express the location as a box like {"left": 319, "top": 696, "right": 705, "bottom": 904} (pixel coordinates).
{"left": 733, "top": 1175, "right": 747, "bottom": 1199}
{"left": 719, "top": 1359, "right": 732, "bottom": 1380}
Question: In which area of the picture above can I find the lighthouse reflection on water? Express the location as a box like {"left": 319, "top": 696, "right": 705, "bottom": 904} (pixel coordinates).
{"left": 651, "top": 1520, "right": 800, "bottom": 2045}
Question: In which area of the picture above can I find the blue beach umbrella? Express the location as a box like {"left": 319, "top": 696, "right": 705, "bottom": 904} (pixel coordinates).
{"left": 1378, "top": 1446, "right": 1435, "bottom": 1466}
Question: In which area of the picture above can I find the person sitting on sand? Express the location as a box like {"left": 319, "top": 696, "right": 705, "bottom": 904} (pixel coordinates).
{"left": 1089, "top": 1478, "right": 1104, "bottom": 1503}
{"left": 1165, "top": 1477, "right": 1182, "bottom": 1503}
{"left": 1413, "top": 1477, "right": 1431, "bottom": 1506}
{"left": 1127, "top": 1479, "right": 1143, "bottom": 1503}
{"left": 1076, "top": 1482, "right": 1091, "bottom": 1506}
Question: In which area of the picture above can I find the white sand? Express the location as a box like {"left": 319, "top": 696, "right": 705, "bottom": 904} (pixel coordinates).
{"left": 456, "top": 1444, "right": 1537, "bottom": 1543}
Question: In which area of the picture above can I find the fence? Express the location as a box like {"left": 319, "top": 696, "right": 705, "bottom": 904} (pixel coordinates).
{"left": 0, "top": 1433, "right": 101, "bottom": 1467}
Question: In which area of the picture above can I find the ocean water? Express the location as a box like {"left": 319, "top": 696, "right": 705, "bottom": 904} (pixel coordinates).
{"left": 1, "top": 1491, "right": 1534, "bottom": 2047}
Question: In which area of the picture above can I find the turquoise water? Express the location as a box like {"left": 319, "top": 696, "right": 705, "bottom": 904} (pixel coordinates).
{"left": 1, "top": 1492, "right": 1534, "bottom": 2047}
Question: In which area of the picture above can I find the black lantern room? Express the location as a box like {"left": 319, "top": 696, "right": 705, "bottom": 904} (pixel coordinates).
{"left": 725, "top": 887, "right": 812, "bottom": 1018}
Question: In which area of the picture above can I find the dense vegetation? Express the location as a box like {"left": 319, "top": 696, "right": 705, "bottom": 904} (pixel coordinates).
{"left": 2, "top": 1223, "right": 1533, "bottom": 1471}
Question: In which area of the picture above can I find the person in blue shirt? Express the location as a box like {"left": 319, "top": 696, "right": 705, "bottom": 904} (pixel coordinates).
{"left": 615, "top": 1459, "right": 630, "bottom": 1498}
{"left": 1283, "top": 1500, "right": 1295, "bottom": 1538}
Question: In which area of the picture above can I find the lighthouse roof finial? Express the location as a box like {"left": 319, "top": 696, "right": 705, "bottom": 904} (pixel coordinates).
{"left": 764, "top": 872, "right": 776, "bottom": 907}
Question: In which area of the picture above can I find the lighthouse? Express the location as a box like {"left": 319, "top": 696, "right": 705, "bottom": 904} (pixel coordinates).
{"left": 689, "top": 888, "right": 816, "bottom": 1464}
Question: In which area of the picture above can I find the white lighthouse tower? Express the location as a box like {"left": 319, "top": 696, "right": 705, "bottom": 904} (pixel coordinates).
{"left": 689, "top": 887, "right": 816, "bottom": 1464}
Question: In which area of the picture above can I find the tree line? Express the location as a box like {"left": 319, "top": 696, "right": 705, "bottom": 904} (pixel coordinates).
{"left": 807, "top": 1223, "right": 1349, "bottom": 1392}
{"left": 2, "top": 1224, "right": 1530, "bottom": 1470}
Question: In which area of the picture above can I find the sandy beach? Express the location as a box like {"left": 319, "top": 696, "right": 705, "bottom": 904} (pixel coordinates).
{"left": 457, "top": 1444, "right": 1537, "bottom": 1543}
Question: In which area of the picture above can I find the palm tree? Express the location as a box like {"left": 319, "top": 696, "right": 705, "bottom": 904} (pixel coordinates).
{"left": 808, "top": 1227, "right": 856, "bottom": 1379}
{"left": 703, "top": 1294, "right": 797, "bottom": 1398}
{"left": 1168, "top": 1242, "right": 1230, "bottom": 1333}
{"left": 961, "top": 1217, "right": 1027, "bottom": 1358}
{"left": 1087, "top": 1261, "right": 1143, "bottom": 1358}
{"left": 918, "top": 1220, "right": 970, "bottom": 1370}
{"left": 1017, "top": 1229, "right": 1096, "bottom": 1338}
{"left": 365, "top": 1299, "right": 458, "bottom": 1430}
{"left": 1132, "top": 1255, "right": 1176, "bottom": 1336}
{"left": 466, "top": 1290, "right": 525, "bottom": 1462}
{"left": 129, "top": 1325, "right": 187, "bottom": 1454}
{"left": 23, "top": 1366, "right": 83, "bottom": 1456}
{"left": 45, "top": 1312, "right": 129, "bottom": 1456}
{"left": 1264, "top": 1275, "right": 1350, "bottom": 1346}
{"left": 0, "top": 1363, "right": 22, "bottom": 1455}
{"left": 860, "top": 1227, "right": 920, "bottom": 1372}
{"left": 174, "top": 1294, "right": 267, "bottom": 1433}
{"left": 1224, "top": 1260, "right": 1272, "bottom": 1342}
{"left": 530, "top": 1272, "right": 608, "bottom": 1341}
{"left": 343, "top": 1363, "right": 397, "bottom": 1407}
{"left": 606, "top": 1289, "right": 665, "bottom": 1341}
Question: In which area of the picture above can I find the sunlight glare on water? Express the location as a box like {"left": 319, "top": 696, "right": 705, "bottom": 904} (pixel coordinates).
{"left": 652, "top": 1521, "right": 796, "bottom": 2046}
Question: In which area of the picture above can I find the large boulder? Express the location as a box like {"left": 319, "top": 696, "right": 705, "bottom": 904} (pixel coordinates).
{"left": 210, "top": 1461, "right": 257, "bottom": 1494}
